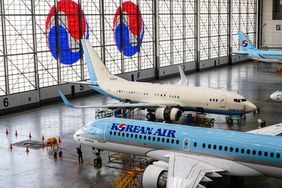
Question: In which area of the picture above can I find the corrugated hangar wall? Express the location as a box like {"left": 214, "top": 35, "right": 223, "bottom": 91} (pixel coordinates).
{"left": 0, "top": 0, "right": 257, "bottom": 112}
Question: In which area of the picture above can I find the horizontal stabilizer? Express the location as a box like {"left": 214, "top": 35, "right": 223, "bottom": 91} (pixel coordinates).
{"left": 58, "top": 90, "right": 74, "bottom": 108}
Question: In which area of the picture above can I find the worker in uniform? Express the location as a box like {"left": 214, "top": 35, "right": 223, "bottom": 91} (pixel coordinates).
{"left": 77, "top": 145, "right": 83, "bottom": 164}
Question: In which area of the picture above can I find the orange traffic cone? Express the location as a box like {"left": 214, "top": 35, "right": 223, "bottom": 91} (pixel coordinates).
{"left": 26, "top": 146, "right": 29, "bottom": 153}
{"left": 28, "top": 132, "right": 32, "bottom": 139}
{"left": 9, "top": 144, "right": 13, "bottom": 150}
{"left": 15, "top": 130, "right": 18, "bottom": 137}
{"left": 5, "top": 128, "right": 8, "bottom": 135}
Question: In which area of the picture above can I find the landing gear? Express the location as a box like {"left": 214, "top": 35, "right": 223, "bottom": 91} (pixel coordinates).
{"left": 113, "top": 109, "right": 128, "bottom": 118}
{"left": 92, "top": 148, "right": 102, "bottom": 168}
{"left": 226, "top": 116, "right": 233, "bottom": 126}
{"left": 146, "top": 113, "right": 155, "bottom": 121}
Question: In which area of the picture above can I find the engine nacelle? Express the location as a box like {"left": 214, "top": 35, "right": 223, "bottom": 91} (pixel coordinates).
{"left": 155, "top": 107, "right": 182, "bottom": 121}
{"left": 142, "top": 164, "right": 168, "bottom": 188}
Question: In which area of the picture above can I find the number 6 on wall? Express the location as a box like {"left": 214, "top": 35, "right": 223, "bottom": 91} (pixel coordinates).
{"left": 3, "top": 98, "right": 9, "bottom": 108}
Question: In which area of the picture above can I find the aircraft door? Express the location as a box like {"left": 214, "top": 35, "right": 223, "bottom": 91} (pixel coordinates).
{"left": 183, "top": 138, "right": 189, "bottom": 150}
{"left": 220, "top": 95, "right": 226, "bottom": 108}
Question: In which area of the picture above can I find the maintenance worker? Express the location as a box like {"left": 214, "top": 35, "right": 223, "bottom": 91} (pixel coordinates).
{"left": 59, "top": 150, "right": 63, "bottom": 158}
{"left": 77, "top": 145, "right": 83, "bottom": 164}
{"left": 54, "top": 151, "right": 57, "bottom": 160}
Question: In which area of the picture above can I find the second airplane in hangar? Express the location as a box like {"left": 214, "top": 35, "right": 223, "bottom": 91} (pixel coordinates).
{"left": 59, "top": 40, "right": 256, "bottom": 121}
{"left": 236, "top": 31, "right": 282, "bottom": 63}
{"left": 270, "top": 90, "right": 282, "bottom": 102}
{"left": 74, "top": 118, "right": 282, "bottom": 188}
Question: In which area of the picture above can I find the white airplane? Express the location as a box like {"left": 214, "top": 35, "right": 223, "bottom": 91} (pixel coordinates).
{"left": 59, "top": 40, "right": 256, "bottom": 121}
{"left": 236, "top": 31, "right": 282, "bottom": 63}
{"left": 74, "top": 118, "right": 282, "bottom": 188}
{"left": 270, "top": 90, "right": 282, "bottom": 102}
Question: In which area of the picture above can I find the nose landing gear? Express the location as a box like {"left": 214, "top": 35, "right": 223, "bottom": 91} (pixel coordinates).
{"left": 93, "top": 147, "right": 102, "bottom": 168}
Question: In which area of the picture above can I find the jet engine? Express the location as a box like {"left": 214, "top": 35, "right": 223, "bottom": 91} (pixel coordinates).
{"left": 142, "top": 163, "right": 168, "bottom": 188}
{"left": 155, "top": 107, "right": 182, "bottom": 121}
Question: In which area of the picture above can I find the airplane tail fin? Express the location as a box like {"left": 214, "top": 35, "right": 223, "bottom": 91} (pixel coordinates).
{"left": 237, "top": 31, "right": 256, "bottom": 51}
{"left": 81, "top": 40, "right": 112, "bottom": 83}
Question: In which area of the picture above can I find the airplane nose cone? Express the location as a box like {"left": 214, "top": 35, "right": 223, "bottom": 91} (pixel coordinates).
{"left": 245, "top": 102, "right": 257, "bottom": 112}
{"left": 270, "top": 93, "right": 276, "bottom": 101}
{"left": 73, "top": 129, "right": 83, "bottom": 142}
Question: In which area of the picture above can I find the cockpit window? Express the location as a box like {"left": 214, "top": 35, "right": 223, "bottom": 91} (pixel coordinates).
{"left": 234, "top": 99, "right": 247, "bottom": 103}
{"left": 81, "top": 126, "right": 88, "bottom": 132}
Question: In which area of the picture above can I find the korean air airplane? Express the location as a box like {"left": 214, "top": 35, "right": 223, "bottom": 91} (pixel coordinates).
{"left": 270, "top": 90, "right": 282, "bottom": 102}
{"left": 59, "top": 40, "right": 256, "bottom": 122}
{"left": 236, "top": 31, "right": 282, "bottom": 63}
{"left": 74, "top": 118, "right": 282, "bottom": 188}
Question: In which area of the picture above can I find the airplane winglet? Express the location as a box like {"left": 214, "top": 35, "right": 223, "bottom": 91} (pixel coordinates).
{"left": 177, "top": 66, "right": 188, "bottom": 86}
{"left": 58, "top": 90, "right": 74, "bottom": 108}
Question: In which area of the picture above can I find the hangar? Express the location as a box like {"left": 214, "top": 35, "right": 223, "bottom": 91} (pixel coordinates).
{"left": 0, "top": 0, "right": 282, "bottom": 188}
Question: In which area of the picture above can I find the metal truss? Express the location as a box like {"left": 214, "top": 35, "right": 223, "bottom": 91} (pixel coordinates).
{"left": 0, "top": 0, "right": 257, "bottom": 97}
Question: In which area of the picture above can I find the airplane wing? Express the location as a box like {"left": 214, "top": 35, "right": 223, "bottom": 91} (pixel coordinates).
{"left": 59, "top": 80, "right": 99, "bottom": 86}
{"left": 166, "top": 153, "right": 223, "bottom": 188}
{"left": 252, "top": 58, "right": 282, "bottom": 64}
{"left": 233, "top": 50, "right": 249, "bottom": 55}
{"left": 146, "top": 150, "right": 262, "bottom": 188}
{"left": 247, "top": 123, "right": 282, "bottom": 136}
{"left": 58, "top": 90, "right": 180, "bottom": 109}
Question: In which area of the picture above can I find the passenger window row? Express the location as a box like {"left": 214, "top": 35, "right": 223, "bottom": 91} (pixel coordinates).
{"left": 110, "top": 131, "right": 180, "bottom": 145}
{"left": 193, "top": 142, "right": 281, "bottom": 159}
{"left": 117, "top": 90, "right": 149, "bottom": 96}
{"left": 155, "top": 93, "right": 180, "bottom": 99}
{"left": 84, "top": 139, "right": 94, "bottom": 143}
{"left": 210, "top": 99, "right": 218, "bottom": 102}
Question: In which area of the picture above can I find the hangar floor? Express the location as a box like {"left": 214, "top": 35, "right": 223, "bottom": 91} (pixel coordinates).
{"left": 1, "top": 62, "right": 282, "bottom": 188}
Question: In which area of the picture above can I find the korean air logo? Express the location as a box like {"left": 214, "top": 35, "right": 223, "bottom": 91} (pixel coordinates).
{"left": 242, "top": 40, "right": 248, "bottom": 47}
{"left": 118, "top": 123, "right": 127, "bottom": 131}
{"left": 46, "top": 0, "right": 89, "bottom": 65}
{"left": 113, "top": 1, "right": 144, "bottom": 57}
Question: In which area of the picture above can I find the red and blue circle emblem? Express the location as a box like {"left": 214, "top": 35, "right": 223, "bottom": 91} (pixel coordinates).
{"left": 118, "top": 123, "right": 127, "bottom": 131}
{"left": 113, "top": 1, "right": 144, "bottom": 57}
{"left": 45, "top": 0, "right": 89, "bottom": 65}
{"left": 242, "top": 39, "right": 248, "bottom": 48}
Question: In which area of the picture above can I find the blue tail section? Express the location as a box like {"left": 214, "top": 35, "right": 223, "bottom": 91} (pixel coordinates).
{"left": 81, "top": 40, "right": 97, "bottom": 82}
{"left": 238, "top": 31, "right": 256, "bottom": 51}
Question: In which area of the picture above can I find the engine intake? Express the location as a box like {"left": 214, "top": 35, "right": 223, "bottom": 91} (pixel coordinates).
{"left": 142, "top": 164, "right": 167, "bottom": 188}
{"left": 155, "top": 107, "right": 182, "bottom": 121}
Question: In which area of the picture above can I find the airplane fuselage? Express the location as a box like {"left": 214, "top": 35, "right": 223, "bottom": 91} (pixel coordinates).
{"left": 74, "top": 118, "right": 282, "bottom": 178}
{"left": 91, "top": 78, "right": 256, "bottom": 116}
{"left": 270, "top": 90, "right": 282, "bottom": 102}
{"left": 247, "top": 49, "right": 282, "bottom": 61}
